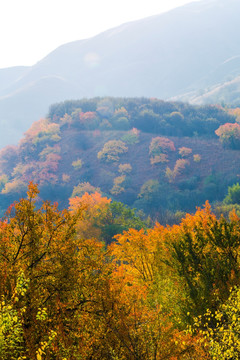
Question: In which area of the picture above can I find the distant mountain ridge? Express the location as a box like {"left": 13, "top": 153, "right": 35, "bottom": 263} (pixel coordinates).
{"left": 1, "top": 0, "right": 240, "bottom": 146}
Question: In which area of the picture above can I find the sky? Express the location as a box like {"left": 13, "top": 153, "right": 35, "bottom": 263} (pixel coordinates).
{"left": 0, "top": 0, "right": 200, "bottom": 69}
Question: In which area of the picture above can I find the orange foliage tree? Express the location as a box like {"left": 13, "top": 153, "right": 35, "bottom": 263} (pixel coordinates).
{"left": 0, "top": 182, "right": 86, "bottom": 357}
{"left": 149, "top": 137, "right": 175, "bottom": 164}
{"left": 79, "top": 111, "right": 99, "bottom": 129}
{"left": 179, "top": 147, "right": 192, "bottom": 158}
{"left": 215, "top": 122, "right": 240, "bottom": 149}
{"left": 110, "top": 226, "right": 207, "bottom": 359}
{"left": 3, "top": 184, "right": 238, "bottom": 359}
{"left": 69, "top": 191, "right": 111, "bottom": 240}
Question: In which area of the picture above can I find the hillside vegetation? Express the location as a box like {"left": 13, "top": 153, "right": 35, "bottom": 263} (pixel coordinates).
{"left": 2, "top": 183, "right": 240, "bottom": 358}
{"left": 0, "top": 97, "right": 238, "bottom": 223}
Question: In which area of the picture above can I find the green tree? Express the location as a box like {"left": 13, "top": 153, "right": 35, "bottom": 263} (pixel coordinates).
{"left": 167, "top": 203, "right": 240, "bottom": 319}
{"left": 101, "top": 201, "right": 148, "bottom": 243}
{"left": 224, "top": 182, "right": 240, "bottom": 204}
{"left": 97, "top": 140, "right": 128, "bottom": 162}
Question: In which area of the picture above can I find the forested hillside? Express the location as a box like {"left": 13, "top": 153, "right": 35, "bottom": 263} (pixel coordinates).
{"left": 0, "top": 97, "right": 238, "bottom": 223}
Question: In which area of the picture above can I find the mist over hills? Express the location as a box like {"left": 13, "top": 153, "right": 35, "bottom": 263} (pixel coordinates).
{"left": 1, "top": 0, "right": 240, "bottom": 146}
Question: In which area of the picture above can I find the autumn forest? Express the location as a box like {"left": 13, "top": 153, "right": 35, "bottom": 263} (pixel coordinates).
{"left": 1, "top": 96, "right": 240, "bottom": 358}
{"left": 2, "top": 181, "right": 240, "bottom": 359}
{"left": 0, "top": 97, "right": 239, "bottom": 221}
{"left": 3, "top": 0, "right": 240, "bottom": 356}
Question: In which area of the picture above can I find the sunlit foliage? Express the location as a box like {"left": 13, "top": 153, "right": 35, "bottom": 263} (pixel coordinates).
{"left": 118, "top": 163, "right": 132, "bottom": 174}
{"left": 215, "top": 122, "right": 240, "bottom": 149}
{"left": 193, "top": 154, "right": 201, "bottom": 162}
{"left": 224, "top": 182, "right": 240, "bottom": 205}
{"left": 179, "top": 147, "right": 192, "bottom": 158}
{"left": 72, "top": 158, "right": 83, "bottom": 170}
{"left": 97, "top": 140, "right": 128, "bottom": 162}
{"left": 149, "top": 136, "right": 175, "bottom": 165}
{"left": 165, "top": 159, "right": 190, "bottom": 183}
{"left": 1, "top": 184, "right": 240, "bottom": 358}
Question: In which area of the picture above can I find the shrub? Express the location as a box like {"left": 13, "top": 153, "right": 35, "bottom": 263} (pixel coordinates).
{"left": 121, "top": 128, "right": 140, "bottom": 145}
{"left": 150, "top": 154, "right": 168, "bottom": 165}
{"left": 138, "top": 180, "right": 160, "bottom": 200}
{"left": 215, "top": 123, "right": 240, "bottom": 149}
{"left": 149, "top": 137, "right": 175, "bottom": 157}
{"left": 214, "top": 203, "right": 240, "bottom": 219}
{"left": 223, "top": 182, "right": 240, "bottom": 204}
{"left": 39, "top": 145, "right": 61, "bottom": 161}
{"left": 193, "top": 154, "right": 201, "bottom": 162}
{"left": 97, "top": 140, "right": 128, "bottom": 162}
{"left": 20, "top": 119, "right": 61, "bottom": 147}
{"left": 59, "top": 113, "right": 73, "bottom": 126}
{"left": 71, "top": 108, "right": 82, "bottom": 123}
{"left": 118, "top": 164, "right": 132, "bottom": 174}
{"left": 111, "top": 108, "right": 130, "bottom": 130}
{"left": 228, "top": 107, "right": 240, "bottom": 123}
{"left": 165, "top": 167, "right": 175, "bottom": 183}
{"left": 2, "top": 179, "right": 27, "bottom": 194}
{"left": 110, "top": 176, "right": 126, "bottom": 195}
{"left": 114, "top": 107, "right": 129, "bottom": 118}
{"left": 79, "top": 111, "right": 99, "bottom": 129}
{"left": 114, "top": 116, "right": 130, "bottom": 130}
{"left": 174, "top": 159, "right": 190, "bottom": 177}
{"left": 165, "top": 159, "right": 190, "bottom": 183}
{"left": 99, "top": 119, "right": 112, "bottom": 130}
{"left": 12, "top": 163, "right": 30, "bottom": 177}
{"left": 62, "top": 174, "right": 70, "bottom": 183}
{"left": 71, "top": 182, "right": 101, "bottom": 198}
{"left": 72, "top": 159, "right": 83, "bottom": 170}
{"left": 179, "top": 147, "right": 192, "bottom": 158}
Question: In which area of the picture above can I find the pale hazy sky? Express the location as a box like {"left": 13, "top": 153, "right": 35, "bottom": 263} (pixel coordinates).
{"left": 0, "top": 0, "right": 200, "bottom": 69}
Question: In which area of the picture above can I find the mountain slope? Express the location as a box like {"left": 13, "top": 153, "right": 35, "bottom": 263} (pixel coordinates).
{"left": 0, "top": 97, "right": 237, "bottom": 222}
{"left": 1, "top": 0, "right": 240, "bottom": 146}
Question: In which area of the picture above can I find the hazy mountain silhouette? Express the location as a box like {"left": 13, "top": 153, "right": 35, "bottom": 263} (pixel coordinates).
{"left": 0, "top": 0, "right": 240, "bottom": 146}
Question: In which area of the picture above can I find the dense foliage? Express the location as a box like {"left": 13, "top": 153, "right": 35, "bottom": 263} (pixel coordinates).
{"left": 215, "top": 122, "right": 240, "bottom": 149}
{"left": 0, "top": 97, "right": 239, "bottom": 223}
{"left": 48, "top": 97, "right": 234, "bottom": 137}
{"left": 1, "top": 184, "right": 240, "bottom": 358}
